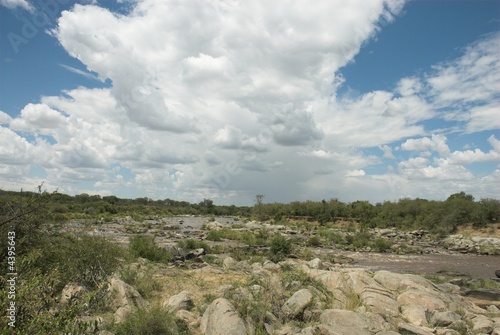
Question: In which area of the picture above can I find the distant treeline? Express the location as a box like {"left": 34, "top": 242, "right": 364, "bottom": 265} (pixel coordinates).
{"left": 0, "top": 189, "right": 498, "bottom": 233}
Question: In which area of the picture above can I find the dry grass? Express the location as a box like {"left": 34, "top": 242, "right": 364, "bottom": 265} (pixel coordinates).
{"left": 151, "top": 267, "right": 249, "bottom": 306}
{"left": 455, "top": 223, "right": 499, "bottom": 238}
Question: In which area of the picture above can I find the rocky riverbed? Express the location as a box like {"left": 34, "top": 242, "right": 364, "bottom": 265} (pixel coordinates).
{"left": 60, "top": 216, "right": 500, "bottom": 335}
{"left": 68, "top": 215, "right": 500, "bottom": 279}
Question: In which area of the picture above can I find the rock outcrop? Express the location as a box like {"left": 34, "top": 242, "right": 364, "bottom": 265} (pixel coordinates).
{"left": 200, "top": 298, "right": 247, "bottom": 335}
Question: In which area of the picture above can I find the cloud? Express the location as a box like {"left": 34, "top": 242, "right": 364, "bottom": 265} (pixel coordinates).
{"left": 1, "top": 0, "right": 499, "bottom": 204}
{"left": 270, "top": 108, "right": 323, "bottom": 146}
{"left": 9, "top": 103, "right": 67, "bottom": 135}
{"left": 426, "top": 32, "right": 500, "bottom": 133}
{"left": 0, "top": 111, "right": 12, "bottom": 124}
{"left": 0, "top": 0, "right": 34, "bottom": 12}
{"left": 380, "top": 144, "right": 396, "bottom": 159}
{"left": 59, "top": 64, "right": 100, "bottom": 81}
{"left": 401, "top": 134, "right": 451, "bottom": 157}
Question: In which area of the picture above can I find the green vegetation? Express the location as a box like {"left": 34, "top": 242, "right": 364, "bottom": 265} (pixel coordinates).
{"left": 112, "top": 305, "right": 187, "bottom": 335}
{"left": 1, "top": 189, "right": 497, "bottom": 234}
{"left": 0, "top": 187, "right": 123, "bottom": 334}
{"left": 0, "top": 186, "right": 498, "bottom": 334}
{"left": 226, "top": 266, "right": 332, "bottom": 334}
{"left": 129, "top": 235, "right": 173, "bottom": 263}
{"left": 269, "top": 235, "right": 293, "bottom": 262}
{"left": 177, "top": 238, "right": 209, "bottom": 251}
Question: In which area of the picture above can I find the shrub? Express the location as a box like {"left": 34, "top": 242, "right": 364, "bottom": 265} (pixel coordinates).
{"left": 269, "top": 235, "right": 292, "bottom": 261}
{"left": 206, "top": 229, "right": 223, "bottom": 241}
{"left": 307, "top": 236, "right": 322, "bottom": 247}
{"left": 120, "top": 265, "right": 162, "bottom": 299}
{"left": 129, "top": 235, "right": 173, "bottom": 263}
{"left": 374, "top": 238, "right": 393, "bottom": 252}
{"left": 177, "top": 238, "right": 209, "bottom": 251}
{"left": 112, "top": 305, "right": 182, "bottom": 335}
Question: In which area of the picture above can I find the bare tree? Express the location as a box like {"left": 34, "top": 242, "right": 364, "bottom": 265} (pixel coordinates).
{"left": 255, "top": 194, "right": 265, "bottom": 206}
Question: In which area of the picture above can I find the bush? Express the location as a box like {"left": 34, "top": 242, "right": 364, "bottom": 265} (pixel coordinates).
{"left": 112, "top": 305, "right": 183, "bottom": 335}
{"left": 129, "top": 235, "right": 173, "bottom": 263}
{"left": 269, "top": 235, "right": 292, "bottom": 261}
{"left": 206, "top": 229, "right": 223, "bottom": 241}
{"left": 374, "top": 238, "right": 393, "bottom": 252}
{"left": 307, "top": 236, "right": 322, "bottom": 247}
{"left": 177, "top": 238, "right": 209, "bottom": 251}
{"left": 120, "top": 265, "right": 162, "bottom": 299}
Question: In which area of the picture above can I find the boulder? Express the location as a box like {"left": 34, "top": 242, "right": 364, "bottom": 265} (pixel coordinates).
{"left": 306, "top": 258, "right": 322, "bottom": 270}
{"left": 281, "top": 288, "right": 313, "bottom": 318}
{"left": 359, "top": 286, "right": 399, "bottom": 317}
{"left": 431, "top": 311, "right": 462, "bottom": 327}
{"left": 200, "top": 298, "right": 247, "bottom": 335}
{"left": 435, "top": 330, "right": 461, "bottom": 335}
{"left": 397, "top": 289, "right": 446, "bottom": 326}
{"left": 320, "top": 309, "right": 371, "bottom": 335}
{"left": 222, "top": 256, "right": 237, "bottom": 270}
{"left": 163, "top": 290, "right": 194, "bottom": 312}
{"left": 472, "top": 316, "right": 494, "bottom": 334}
{"left": 175, "top": 309, "right": 199, "bottom": 327}
{"left": 398, "top": 322, "right": 434, "bottom": 335}
{"left": 107, "top": 277, "right": 147, "bottom": 323}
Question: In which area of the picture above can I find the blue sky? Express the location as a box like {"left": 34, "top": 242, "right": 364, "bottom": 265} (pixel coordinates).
{"left": 0, "top": 0, "right": 499, "bottom": 205}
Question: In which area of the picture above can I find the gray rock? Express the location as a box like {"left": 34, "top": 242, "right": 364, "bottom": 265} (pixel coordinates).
{"left": 320, "top": 309, "right": 371, "bottom": 335}
{"left": 281, "top": 289, "right": 313, "bottom": 318}
{"left": 200, "top": 298, "right": 246, "bottom": 335}
{"left": 223, "top": 256, "right": 237, "bottom": 270}
{"left": 398, "top": 322, "right": 434, "bottom": 335}
{"left": 107, "top": 277, "right": 147, "bottom": 323}
{"left": 163, "top": 290, "right": 194, "bottom": 312}
{"left": 263, "top": 260, "right": 280, "bottom": 271}
{"left": 175, "top": 309, "right": 198, "bottom": 326}
{"left": 435, "top": 330, "right": 461, "bottom": 335}
{"left": 431, "top": 311, "right": 462, "bottom": 327}
{"left": 472, "top": 316, "right": 494, "bottom": 334}
{"left": 306, "top": 258, "right": 322, "bottom": 269}
{"left": 488, "top": 304, "right": 500, "bottom": 313}
{"left": 360, "top": 286, "right": 398, "bottom": 317}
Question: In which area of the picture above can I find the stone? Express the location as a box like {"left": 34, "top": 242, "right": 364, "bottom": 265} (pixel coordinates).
{"left": 397, "top": 289, "right": 446, "bottom": 326}
{"left": 223, "top": 256, "right": 237, "bottom": 270}
{"left": 435, "top": 330, "right": 461, "bottom": 335}
{"left": 398, "top": 322, "right": 434, "bottom": 335}
{"left": 492, "top": 328, "right": 500, "bottom": 335}
{"left": 306, "top": 258, "right": 322, "bottom": 269}
{"left": 107, "top": 277, "right": 147, "bottom": 323}
{"left": 200, "top": 298, "right": 247, "bottom": 335}
{"left": 186, "top": 248, "right": 205, "bottom": 259}
{"left": 60, "top": 282, "right": 86, "bottom": 305}
{"left": 263, "top": 260, "right": 280, "bottom": 271}
{"left": 488, "top": 305, "right": 500, "bottom": 313}
{"left": 281, "top": 289, "right": 313, "bottom": 318}
{"left": 431, "top": 311, "right": 462, "bottom": 327}
{"left": 360, "top": 286, "right": 399, "bottom": 317}
{"left": 472, "top": 316, "right": 494, "bottom": 334}
{"left": 175, "top": 309, "right": 198, "bottom": 325}
{"left": 163, "top": 290, "right": 194, "bottom": 312}
{"left": 320, "top": 309, "right": 371, "bottom": 335}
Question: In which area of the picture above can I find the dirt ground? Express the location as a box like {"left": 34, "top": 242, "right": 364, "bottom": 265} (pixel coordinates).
{"left": 338, "top": 250, "right": 500, "bottom": 279}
